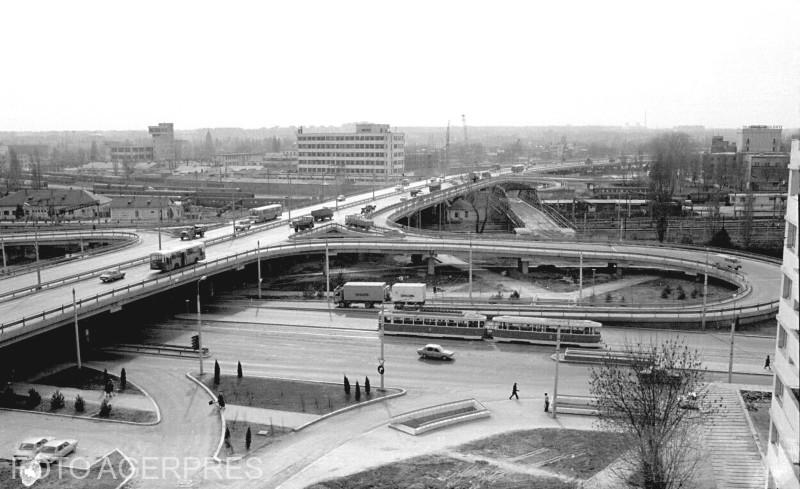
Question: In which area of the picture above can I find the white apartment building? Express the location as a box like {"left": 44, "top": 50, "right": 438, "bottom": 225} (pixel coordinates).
{"left": 738, "top": 125, "right": 782, "bottom": 153}
{"left": 766, "top": 138, "right": 800, "bottom": 489}
{"left": 296, "top": 123, "right": 404, "bottom": 180}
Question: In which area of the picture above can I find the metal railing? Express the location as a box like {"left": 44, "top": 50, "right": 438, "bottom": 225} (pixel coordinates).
{"left": 0, "top": 237, "right": 779, "bottom": 341}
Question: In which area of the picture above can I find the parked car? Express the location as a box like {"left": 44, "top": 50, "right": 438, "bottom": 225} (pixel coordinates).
{"left": 679, "top": 392, "right": 699, "bottom": 410}
{"left": 13, "top": 437, "right": 52, "bottom": 463}
{"left": 417, "top": 344, "right": 455, "bottom": 360}
{"left": 336, "top": 195, "right": 346, "bottom": 202}
{"left": 34, "top": 439, "right": 77, "bottom": 465}
{"left": 99, "top": 270, "right": 125, "bottom": 283}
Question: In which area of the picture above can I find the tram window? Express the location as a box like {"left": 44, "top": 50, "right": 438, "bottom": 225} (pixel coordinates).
{"left": 437, "top": 319, "right": 445, "bottom": 326}
{"left": 393, "top": 318, "right": 403, "bottom": 324}
{"left": 414, "top": 318, "right": 423, "bottom": 325}
{"left": 467, "top": 321, "right": 475, "bottom": 328}
{"left": 424, "top": 318, "right": 433, "bottom": 325}
{"left": 384, "top": 317, "right": 391, "bottom": 324}
{"left": 520, "top": 323, "right": 531, "bottom": 332}
{"left": 479, "top": 321, "right": 485, "bottom": 328}
{"left": 447, "top": 320, "right": 456, "bottom": 327}
{"left": 404, "top": 317, "right": 413, "bottom": 324}
{"left": 546, "top": 327, "right": 557, "bottom": 333}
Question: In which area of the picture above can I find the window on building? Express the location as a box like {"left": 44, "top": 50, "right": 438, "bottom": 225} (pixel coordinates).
{"left": 782, "top": 274, "right": 793, "bottom": 299}
{"left": 775, "top": 376, "right": 784, "bottom": 404}
{"left": 778, "top": 324, "right": 787, "bottom": 349}
{"left": 787, "top": 222, "right": 797, "bottom": 252}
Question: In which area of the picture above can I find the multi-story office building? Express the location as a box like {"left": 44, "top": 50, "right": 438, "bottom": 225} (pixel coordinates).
{"left": 737, "top": 125, "right": 782, "bottom": 153}
{"left": 148, "top": 122, "right": 176, "bottom": 162}
{"left": 109, "top": 143, "right": 154, "bottom": 163}
{"left": 765, "top": 138, "right": 800, "bottom": 489}
{"left": 296, "top": 123, "right": 404, "bottom": 180}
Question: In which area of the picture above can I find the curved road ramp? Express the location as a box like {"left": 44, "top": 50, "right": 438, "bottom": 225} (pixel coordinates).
{"left": 389, "top": 399, "right": 490, "bottom": 436}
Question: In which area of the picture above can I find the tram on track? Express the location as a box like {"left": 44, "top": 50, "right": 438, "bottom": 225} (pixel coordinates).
{"left": 380, "top": 308, "right": 603, "bottom": 348}
{"left": 381, "top": 309, "right": 487, "bottom": 340}
{"left": 489, "top": 316, "right": 602, "bottom": 348}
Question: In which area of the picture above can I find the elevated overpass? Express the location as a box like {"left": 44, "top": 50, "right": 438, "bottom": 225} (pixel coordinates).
{"left": 0, "top": 165, "right": 782, "bottom": 349}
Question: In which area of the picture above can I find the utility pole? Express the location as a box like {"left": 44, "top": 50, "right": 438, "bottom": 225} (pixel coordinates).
{"left": 701, "top": 248, "right": 709, "bottom": 330}
{"left": 552, "top": 325, "right": 561, "bottom": 417}
{"left": 325, "top": 240, "right": 332, "bottom": 319}
{"left": 257, "top": 240, "right": 262, "bottom": 300}
{"left": 1, "top": 235, "right": 6, "bottom": 273}
{"left": 72, "top": 289, "right": 82, "bottom": 369}
{"left": 379, "top": 304, "right": 385, "bottom": 390}
{"left": 158, "top": 207, "right": 162, "bottom": 251}
{"left": 35, "top": 223, "right": 41, "bottom": 290}
{"left": 578, "top": 252, "right": 583, "bottom": 302}
{"left": 468, "top": 233, "right": 473, "bottom": 304}
{"left": 728, "top": 314, "right": 738, "bottom": 383}
{"left": 197, "top": 275, "right": 207, "bottom": 375}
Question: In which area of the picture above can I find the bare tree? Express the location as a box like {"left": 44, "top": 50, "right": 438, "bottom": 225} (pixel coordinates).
{"left": 589, "top": 339, "right": 719, "bottom": 489}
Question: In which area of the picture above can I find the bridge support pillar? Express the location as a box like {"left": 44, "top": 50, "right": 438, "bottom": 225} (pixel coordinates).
{"left": 427, "top": 257, "right": 435, "bottom": 275}
{"left": 518, "top": 259, "right": 529, "bottom": 274}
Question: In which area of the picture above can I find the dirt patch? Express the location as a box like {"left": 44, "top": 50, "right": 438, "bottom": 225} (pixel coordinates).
{"left": 0, "top": 392, "right": 156, "bottom": 423}
{"left": 220, "top": 420, "right": 292, "bottom": 458}
{"left": 401, "top": 406, "right": 477, "bottom": 429}
{"left": 32, "top": 366, "right": 143, "bottom": 396}
{"left": 458, "top": 428, "right": 626, "bottom": 480}
{"left": 0, "top": 450, "right": 133, "bottom": 488}
{"left": 741, "top": 390, "right": 772, "bottom": 454}
{"left": 201, "top": 374, "right": 399, "bottom": 415}
{"left": 306, "top": 453, "right": 577, "bottom": 489}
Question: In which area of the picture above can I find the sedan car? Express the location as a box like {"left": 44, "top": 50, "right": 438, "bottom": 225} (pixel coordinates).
{"left": 99, "top": 270, "right": 125, "bottom": 283}
{"left": 34, "top": 439, "right": 77, "bottom": 465}
{"left": 417, "top": 344, "right": 455, "bottom": 360}
{"left": 13, "top": 437, "right": 52, "bottom": 463}
{"left": 336, "top": 195, "right": 346, "bottom": 202}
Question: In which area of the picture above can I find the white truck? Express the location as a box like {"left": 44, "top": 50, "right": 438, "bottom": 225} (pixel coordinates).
{"left": 390, "top": 283, "right": 427, "bottom": 307}
{"left": 333, "top": 282, "right": 389, "bottom": 308}
{"left": 713, "top": 253, "right": 742, "bottom": 271}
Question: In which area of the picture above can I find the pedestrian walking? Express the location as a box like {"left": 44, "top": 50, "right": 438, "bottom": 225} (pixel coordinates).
{"left": 509, "top": 382, "right": 519, "bottom": 400}
{"left": 764, "top": 355, "right": 771, "bottom": 370}
{"left": 544, "top": 393, "right": 550, "bottom": 412}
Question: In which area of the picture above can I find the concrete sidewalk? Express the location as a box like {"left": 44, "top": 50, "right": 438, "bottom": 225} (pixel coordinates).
{"left": 9, "top": 382, "right": 156, "bottom": 412}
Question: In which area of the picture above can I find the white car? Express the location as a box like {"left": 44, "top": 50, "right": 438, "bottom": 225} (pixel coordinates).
{"left": 234, "top": 219, "right": 252, "bottom": 231}
{"left": 336, "top": 195, "right": 346, "bottom": 202}
{"left": 417, "top": 344, "right": 455, "bottom": 360}
{"left": 34, "top": 439, "right": 77, "bottom": 465}
{"left": 13, "top": 437, "right": 52, "bottom": 462}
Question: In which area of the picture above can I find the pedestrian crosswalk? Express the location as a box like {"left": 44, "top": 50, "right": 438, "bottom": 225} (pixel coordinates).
{"left": 704, "top": 384, "right": 766, "bottom": 489}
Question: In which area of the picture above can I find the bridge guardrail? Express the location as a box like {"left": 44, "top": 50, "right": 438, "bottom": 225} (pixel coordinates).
{"left": 0, "top": 237, "right": 779, "bottom": 340}
{"left": 0, "top": 230, "right": 140, "bottom": 243}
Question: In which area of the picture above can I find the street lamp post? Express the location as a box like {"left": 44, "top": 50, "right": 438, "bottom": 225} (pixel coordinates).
{"left": 72, "top": 289, "right": 82, "bottom": 369}
{"left": 578, "top": 252, "right": 583, "bottom": 302}
{"left": 468, "top": 233, "right": 473, "bottom": 304}
{"left": 196, "top": 275, "right": 208, "bottom": 375}
{"left": 257, "top": 241, "right": 262, "bottom": 300}
{"left": 701, "top": 248, "right": 709, "bottom": 330}
{"left": 379, "top": 303, "right": 385, "bottom": 391}
{"left": 552, "top": 325, "right": 561, "bottom": 417}
{"left": 158, "top": 207, "right": 162, "bottom": 251}
{"left": 592, "top": 268, "right": 596, "bottom": 298}
{"left": 35, "top": 223, "right": 41, "bottom": 290}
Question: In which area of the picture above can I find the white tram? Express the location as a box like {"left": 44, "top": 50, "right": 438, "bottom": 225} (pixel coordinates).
{"left": 380, "top": 308, "right": 487, "bottom": 340}
{"left": 489, "top": 316, "right": 603, "bottom": 348}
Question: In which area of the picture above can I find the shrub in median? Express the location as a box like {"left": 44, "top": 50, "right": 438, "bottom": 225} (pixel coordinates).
{"left": 355, "top": 381, "right": 361, "bottom": 401}
{"left": 214, "top": 361, "right": 221, "bottom": 385}
{"left": 120, "top": 368, "right": 127, "bottom": 390}
{"left": 364, "top": 377, "right": 370, "bottom": 395}
{"left": 245, "top": 427, "right": 252, "bottom": 450}
{"left": 237, "top": 361, "right": 243, "bottom": 379}
{"left": 50, "top": 390, "right": 65, "bottom": 410}
{"left": 74, "top": 395, "right": 85, "bottom": 413}
{"left": 343, "top": 375, "right": 351, "bottom": 395}
{"left": 99, "top": 398, "right": 112, "bottom": 417}
{"left": 26, "top": 388, "right": 41, "bottom": 409}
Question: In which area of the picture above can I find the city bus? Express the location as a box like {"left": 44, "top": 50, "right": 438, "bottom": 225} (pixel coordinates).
{"left": 380, "top": 308, "right": 488, "bottom": 340}
{"left": 250, "top": 204, "right": 282, "bottom": 223}
{"left": 150, "top": 242, "right": 206, "bottom": 272}
{"left": 511, "top": 164, "right": 525, "bottom": 173}
{"left": 489, "top": 316, "right": 603, "bottom": 348}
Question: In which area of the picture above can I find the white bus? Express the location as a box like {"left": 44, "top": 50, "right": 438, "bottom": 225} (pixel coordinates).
{"left": 150, "top": 242, "right": 206, "bottom": 272}
{"left": 250, "top": 204, "right": 282, "bottom": 223}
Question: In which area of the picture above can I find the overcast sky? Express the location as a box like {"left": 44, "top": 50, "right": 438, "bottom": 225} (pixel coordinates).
{"left": 2, "top": 0, "right": 799, "bottom": 132}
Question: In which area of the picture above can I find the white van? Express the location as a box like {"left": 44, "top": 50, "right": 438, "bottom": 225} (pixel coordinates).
{"left": 713, "top": 253, "right": 741, "bottom": 271}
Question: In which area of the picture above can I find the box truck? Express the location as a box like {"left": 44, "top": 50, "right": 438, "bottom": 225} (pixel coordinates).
{"left": 390, "top": 283, "right": 427, "bottom": 307}
{"left": 311, "top": 207, "right": 334, "bottom": 222}
{"left": 334, "top": 282, "right": 389, "bottom": 308}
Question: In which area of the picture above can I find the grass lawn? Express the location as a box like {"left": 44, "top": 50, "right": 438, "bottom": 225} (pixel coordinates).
{"left": 0, "top": 450, "right": 133, "bottom": 488}
{"left": 458, "top": 428, "right": 626, "bottom": 480}
{"left": 220, "top": 420, "right": 293, "bottom": 459}
{"left": 401, "top": 406, "right": 477, "bottom": 429}
{"left": 742, "top": 390, "right": 772, "bottom": 455}
{"left": 0, "top": 392, "right": 156, "bottom": 423}
{"left": 306, "top": 454, "right": 577, "bottom": 489}
{"left": 33, "top": 366, "right": 143, "bottom": 396}
{"left": 201, "top": 374, "right": 399, "bottom": 415}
